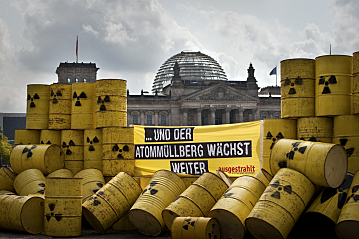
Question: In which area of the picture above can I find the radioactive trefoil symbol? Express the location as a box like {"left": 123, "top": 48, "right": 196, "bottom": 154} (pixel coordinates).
{"left": 97, "top": 95, "right": 110, "bottom": 111}
{"left": 87, "top": 136, "right": 100, "bottom": 151}
{"left": 270, "top": 180, "right": 292, "bottom": 199}
{"left": 266, "top": 131, "right": 284, "bottom": 149}
{"left": 319, "top": 75, "right": 337, "bottom": 94}
{"left": 183, "top": 218, "right": 196, "bottom": 230}
{"left": 112, "top": 144, "right": 130, "bottom": 158}
{"left": 339, "top": 139, "right": 354, "bottom": 157}
{"left": 142, "top": 181, "right": 158, "bottom": 195}
{"left": 51, "top": 90, "right": 62, "bottom": 104}
{"left": 28, "top": 94, "right": 40, "bottom": 107}
{"left": 73, "top": 91, "right": 87, "bottom": 106}
{"left": 62, "top": 140, "right": 75, "bottom": 155}
{"left": 284, "top": 76, "right": 302, "bottom": 95}
{"left": 286, "top": 142, "right": 307, "bottom": 160}
{"left": 345, "top": 185, "right": 359, "bottom": 203}
{"left": 22, "top": 145, "right": 37, "bottom": 158}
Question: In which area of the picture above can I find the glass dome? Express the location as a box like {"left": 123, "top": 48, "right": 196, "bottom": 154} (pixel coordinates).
{"left": 152, "top": 51, "right": 228, "bottom": 93}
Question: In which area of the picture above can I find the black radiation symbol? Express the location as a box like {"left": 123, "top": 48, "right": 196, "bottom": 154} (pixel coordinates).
{"left": 88, "top": 191, "right": 104, "bottom": 206}
{"left": 27, "top": 94, "right": 40, "bottom": 107}
{"left": 266, "top": 131, "right": 284, "bottom": 149}
{"left": 51, "top": 90, "right": 62, "bottom": 104}
{"left": 112, "top": 144, "right": 130, "bottom": 158}
{"left": 320, "top": 173, "right": 354, "bottom": 209}
{"left": 223, "top": 188, "right": 233, "bottom": 198}
{"left": 87, "top": 136, "right": 100, "bottom": 151}
{"left": 37, "top": 183, "right": 45, "bottom": 194}
{"left": 142, "top": 181, "right": 158, "bottom": 195}
{"left": 286, "top": 142, "right": 307, "bottom": 160}
{"left": 319, "top": 75, "right": 337, "bottom": 94}
{"left": 22, "top": 145, "right": 37, "bottom": 158}
{"left": 339, "top": 139, "right": 355, "bottom": 157}
{"left": 62, "top": 140, "right": 75, "bottom": 155}
{"left": 41, "top": 140, "right": 52, "bottom": 144}
{"left": 183, "top": 218, "right": 196, "bottom": 230}
{"left": 300, "top": 136, "right": 317, "bottom": 142}
{"left": 345, "top": 185, "right": 359, "bottom": 203}
{"left": 284, "top": 76, "right": 302, "bottom": 95}
{"left": 270, "top": 180, "right": 292, "bottom": 199}
{"left": 73, "top": 92, "right": 87, "bottom": 106}
{"left": 208, "top": 223, "right": 218, "bottom": 239}
{"left": 97, "top": 95, "right": 110, "bottom": 111}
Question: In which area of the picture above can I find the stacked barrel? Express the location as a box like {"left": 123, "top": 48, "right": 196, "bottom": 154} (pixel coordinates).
{"left": 48, "top": 84, "right": 72, "bottom": 129}
{"left": 26, "top": 84, "right": 50, "bottom": 129}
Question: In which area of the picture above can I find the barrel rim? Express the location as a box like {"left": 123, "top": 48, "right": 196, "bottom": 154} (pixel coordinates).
{"left": 315, "top": 54, "right": 353, "bottom": 59}
{"left": 280, "top": 58, "right": 315, "bottom": 63}
{"left": 82, "top": 206, "right": 106, "bottom": 234}
{"left": 128, "top": 208, "right": 163, "bottom": 236}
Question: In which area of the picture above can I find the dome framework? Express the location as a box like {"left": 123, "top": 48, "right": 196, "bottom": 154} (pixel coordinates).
{"left": 152, "top": 51, "right": 228, "bottom": 93}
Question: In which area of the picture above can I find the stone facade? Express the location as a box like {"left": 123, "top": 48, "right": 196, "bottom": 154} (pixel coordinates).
{"left": 56, "top": 62, "right": 99, "bottom": 84}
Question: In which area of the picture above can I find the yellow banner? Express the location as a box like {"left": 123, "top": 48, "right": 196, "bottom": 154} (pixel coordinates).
{"left": 134, "top": 121, "right": 262, "bottom": 177}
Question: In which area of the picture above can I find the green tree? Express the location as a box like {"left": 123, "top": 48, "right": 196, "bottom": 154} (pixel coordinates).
{"left": 0, "top": 127, "right": 12, "bottom": 161}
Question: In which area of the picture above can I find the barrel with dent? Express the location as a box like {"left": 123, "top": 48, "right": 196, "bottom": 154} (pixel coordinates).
{"left": 171, "top": 217, "right": 221, "bottom": 239}
{"left": 84, "top": 129, "right": 103, "bottom": 171}
{"left": 208, "top": 169, "right": 273, "bottom": 239}
{"left": 245, "top": 168, "right": 315, "bottom": 239}
{"left": 281, "top": 58, "right": 316, "bottom": 118}
{"left": 26, "top": 84, "right": 50, "bottom": 129}
{"left": 71, "top": 83, "right": 96, "bottom": 129}
{"left": 49, "top": 83, "right": 72, "bottom": 129}
{"left": 40, "top": 129, "right": 61, "bottom": 146}
{"left": 297, "top": 117, "right": 333, "bottom": 143}
{"left": 261, "top": 119, "right": 297, "bottom": 175}
{"left": 315, "top": 55, "right": 353, "bottom": 116}
{"left": 14, "top": 169, "right": 46, "bottom": 196}
{"left": 0, "top": 166, "right": 17, "bottom": 192}
{"left": 74, "top": 169, "right": 105, "bottom": 203}
{"left": 270, "top": 139, "right": 348, "bottom": 187}
{"left": 82, "top": 172, "right": 142, "bottom": 234}
{"left": 334, "top": 115, "right": 359, "bottom": 173}
{"left": 129, "top": 170, "right": 186, "bottom": 236}
{"left": 0, "top": 194, "right": 44, "bottom": 234}
{"left": 336, "top": 171, "right": 359, "bottom": 239}
{"left": 61, "top": 130, "right": 84, "bottom": 174}
{"left": 14, "top": 129, "right": 40, "bottom": 146}
{"left": 10, "top": 144, "right": 65, "bottom": 175}
{"left": 162, "top": 172, "right": 228, "bottom": 230}
{"left": 44, "top": 177, "right": 83, "bottom": 237}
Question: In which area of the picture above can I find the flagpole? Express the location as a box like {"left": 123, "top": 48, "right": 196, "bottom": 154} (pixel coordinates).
{"left": 76, "top": 36, "right": 78, "bottom": 63}
{"left": 275, "top": 65, "right": 277, "bottom": 87}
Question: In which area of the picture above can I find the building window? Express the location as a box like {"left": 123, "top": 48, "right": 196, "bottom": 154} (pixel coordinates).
{"left": 76, "top": 75, "right": 80, "bottom": 82}
{"left": 84, "top": 75, "right": 89, "bottom": 83}
{"left": 133, "top": 115, "right": 138, "bottom": 125}
{"left": 161, "top": 115, "right": 166, "bottom": 125}
{"left": 147, "top": 115, "right": 152, "bottom": 125}
{"left": 261, "top": 116, "right": 267, "bottom": 120}
{"left": 67, "top": 75, "right": 72, "bottom": 83}
{"left": 274, "top": 115, "right": 279, "bottom": 119}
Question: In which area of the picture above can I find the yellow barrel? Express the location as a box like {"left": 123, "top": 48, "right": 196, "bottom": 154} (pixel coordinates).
{"left": 354, "top": 51, "right": 359, "bottom": 74}
{"left": 245, "top": 168, "right": 315, "bottom": 239}
{"left": 0, "top": 190, "right": 16, "bottom": 195}
{"left": 180, "top": 176, "right": 199, "bottom": 188}
{"left": 270, "top": 139, "right": 348, "bottom": 187}
{"left": 96, "top": 111, "right": 127, "bottom": 128}
{"left": 84, "top": 129, "right": 103, "bottom": 171}
{"left": 280, "top": 58, "right": 316, "bottom": 118}
{"left": 261, "top": 119, "right": 297, "bottom": 176}
{"left": 302, "top": 172, "right": 354, "bottom": 238}
{"left": 96, "top": 95, "right": 127, "bottom": 112}
{"left": 14, "top": 129, "right": 41, "bottom": 146}
{"left": 171, "top": 217, "right": 220, "bottom": 239}
{"left": 334, "top": 115, "right": 359, "bottom": 173}
{"left": 315, "top": 55, "right": 353, "bottom": 116}
{"left": 14, "top": 169, "right": 46, "bottom": 196}
{"left": 162, "top": 172, "right": 228, "bottom": 230}
{"left": 71, "top": 82, "right": 96, "bottom": 129}
{"left": 48, "top": 114, "right": 71, "bottom": 130}
{"left": 336, "top": 171, "right": 359, "bottom": 238}
{"left": 44, "top": 177, "right": 83, "bottom": 237}
{"left": 49, "top": 84, "right": 72, "bottom": 130}
{"left": 47, "top": 169, "right": 73, "bottom": 178}
{"left": 0, "top": 194, "right": 44, "bottom": 234}
{"left": 82, "top": 172, "right": 142, "bottom": 234}
{"left": 0, "top": 166, "right": 17, "bottom": 192}
{"left": 112, "top": 212, "right": 137, "bottom": 231}
{"left": 74, "top": 169, "right": 105, "bottom": 203}
{"left": 40, "top": 129, "right": 61, "bottom": 146}
{"left": 26, "top": 84, "right": 50, "bottom": 129}
{"left": 61, "top": 130, "right": 84, "bottom": 174}
{"left": 96, "top": 79, "right": 127, "bottom": 96}
{"left": 129, "top": 170, "right": 186, "bottom": 236}
{"left": 297, "top": 117, "right": 333, "bottom": 143}
{"left": 10, "top": 144, "right": 65, "bottom": 175}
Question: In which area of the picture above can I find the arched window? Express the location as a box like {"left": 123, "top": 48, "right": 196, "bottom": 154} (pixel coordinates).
{"left": 76, "top": 75, "right": 80, "bottom": 83}
{"left": 67, "top": 75, "right": 72, "bottom": 83}
{"left": 84, "top": 75, "right": 89, "bottom": 83}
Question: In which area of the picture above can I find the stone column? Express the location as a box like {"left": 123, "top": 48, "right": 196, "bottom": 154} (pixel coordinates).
{"left": 238, "top": 108, "right": 244, "bottom": 123}
{"left": 255, "top": 108, "right": 260, "bottom": 121}
{"left": 140, "top": 110, "right": 145, "bottom": 125}
{"left": 182, "top": 108, "right": 188, "bottom": 126}
{"left": 128, "top": 111, "right": 133, "bottom": 126}
{"left": 154, "top": 111, "right": 159, "bottom": 126}
{"left": 269, "top": 110, "right": 274, "bottom": 119}
{"left": 210, "top": 108, "right": 216, "bottom": 125}
{"left": 225, "top": 108, "right": 231, "bottom": 124}
{"left": 197, "top": 109, "right": 202, "bottom": 126}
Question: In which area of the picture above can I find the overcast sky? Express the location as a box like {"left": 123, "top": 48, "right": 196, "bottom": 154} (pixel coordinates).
{"left": 0, "top": 0, "right": 359, "bottom": 112}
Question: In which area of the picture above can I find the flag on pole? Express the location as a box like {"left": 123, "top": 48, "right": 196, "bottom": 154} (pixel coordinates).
{"left": 76, "top": 36, "right": 78, "bottom": 63}
{"left": 269, "top": 66, "right": 277, "bottom": 76}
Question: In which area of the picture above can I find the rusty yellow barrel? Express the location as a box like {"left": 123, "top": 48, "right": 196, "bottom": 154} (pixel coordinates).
{"left": 26, "top": 84, "right": 50, "bottom": 129}
{"left": 281, "top": 58, "right": 316, "bottom": 118}
{"left": 96, "top": 79, "right": 127, "bottom": 96}
{"left": 353, "top": 51, "right": 359, "bottom": 114}
{"left": 171, "top": 217, "right": 220, "bottom": 239}
{"left": 297, "top": 117, "right": 333, "bottom": 143}
{"left": 162, "top": 172, "right": 228, "bottom": 230}
{"left": 270, "top": 139, "right": 348, "bottom": 187}
{"left": 44, "top": 177, "right": 83, "bottom": 237}
{"left": 245, "top": 168, "right": 315, "bottom": 239}
{"left": 14, "top": 169, "right": 46, "bottom": 196}
{"left": 61, "top": 130, "right": 84, "bottom": 174}
{"left": 49, "top": 83, "right": 72, "bottom": 130}
{"left": 14, "top": 129, "right": 41, "bottom": 146}
{"left": 129, "top": 170, "right": 186, "bottom": 236}
{"left": 261, "top": 119, "right": 297, "bottom": 175}
{"left": 71, "top": 83, "right": 96, "bottom": 129}
{"left": 302, "top": 172, "right": 354, "bottom": 239}
{"left": 0, "top": 166, "right": 17, "bottom": 192}
{"left": 334, "top": 115, "right": 359, "bottom": 173}
{"left": 47, "top": 169, "right": 73, "bottom": 178}
{"left": 336, "top": 171, "right": 359, "bottom": 238}
{"left": 40, "top": 129, "right": 61, "bottom": 146}
{"left": 0, "top": 194, "right": 44, "bottom": 234}
{"left": 315, "top": 55, "right": 353, "bottom": 116}
{"left": 74, "top": 169, "right": 105, "bottom": 203}
{"left": 10, "top": 144, "right": 65, "bottom": 175}
{"left": 82, "top": 172, "right": 142, "bottom": 234}
{"left": 84, "top": 129, "right": 103, "bottom": 171}
{"left": 208, "top": 169, "right": 272, "bottom": 239}
{"left": 102, "top": 127, "right": 135, "bottom": 176}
